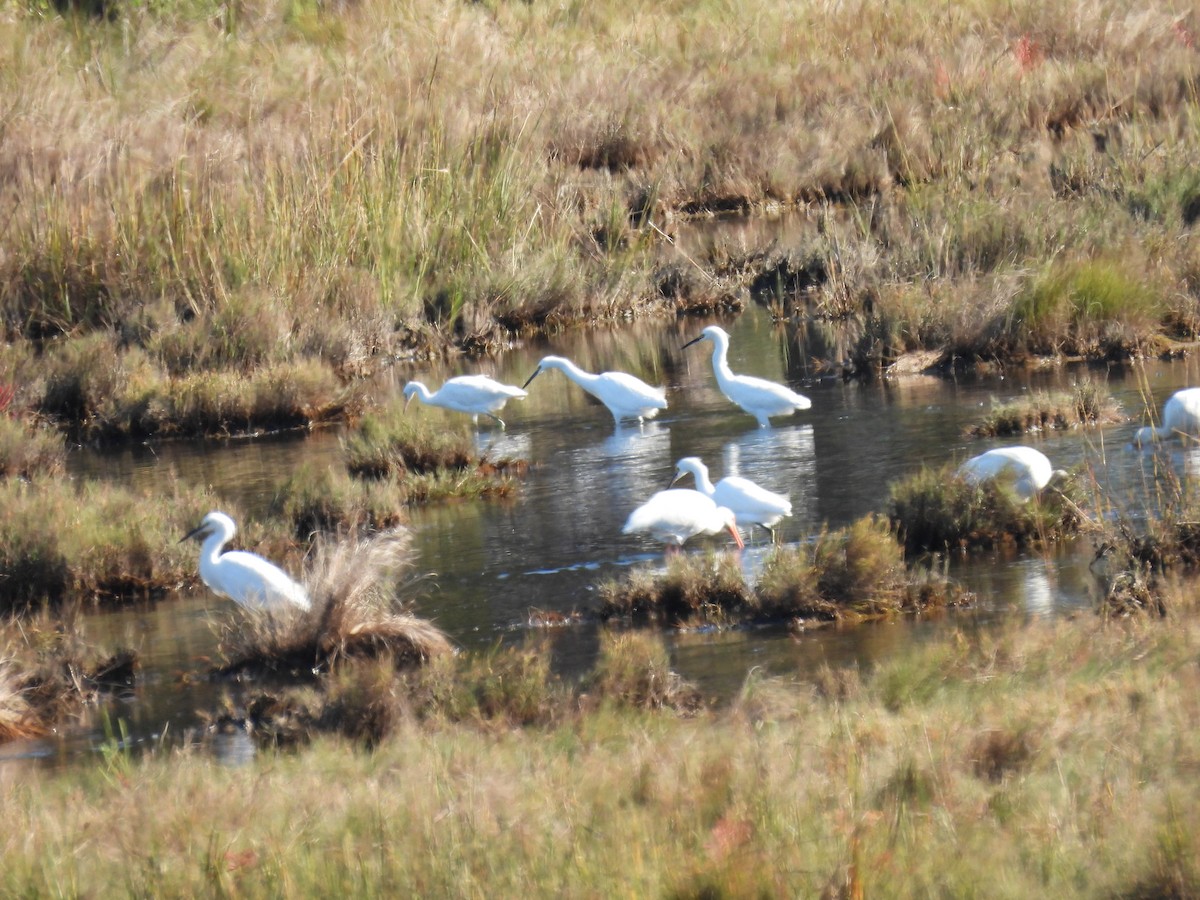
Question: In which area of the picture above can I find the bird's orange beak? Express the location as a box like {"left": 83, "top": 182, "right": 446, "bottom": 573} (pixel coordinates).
{"left": 728, "top": 524, "right": 744, "bottom": 549}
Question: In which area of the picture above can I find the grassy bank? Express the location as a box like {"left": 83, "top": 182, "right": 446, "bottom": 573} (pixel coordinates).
{"left": 6, "top": 595, "right": 1200, "bottom": 895}
{"left": 0, "top": 0, "right": 1198, "bottom": 438}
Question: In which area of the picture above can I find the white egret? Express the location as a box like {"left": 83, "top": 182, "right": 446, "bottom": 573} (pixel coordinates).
{"left": 682, "top": 325, "right": 811, "bottom": 427}
{"left": 1133, "top": 387, "right": 1200, "bottom": 446}
{"left": 522, "top": 355, "right": 667, "bottom": 425}
{"left": 181, "top": 511, "right": 311, "bottom": 612}
{"left": 402, "top": 375, "right": 528, "bottom": 429}
{"left": 957, "top": 447, "right": 1068, "bottom": 502}
{"left": 671, "top": 456, "right": 792, "bottom": 540}
{"left": 622, "top": 489, "right": 745, "bottom": 550}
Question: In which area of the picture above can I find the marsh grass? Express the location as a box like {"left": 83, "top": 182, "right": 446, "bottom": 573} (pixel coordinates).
{"left": 1002, "top": 258, "right": 1164, "bottom": 358}
{"left": 756, "top": 515, "right": 970, "bottom": 622}
{"left": 216, "top": 528, "right": 452, "bottom": 680}
{"left": 271, "top": 463, "right": 410, "bottom": 536}
{"left": 0, "top": 415, "right": 65, "bottom": 479}
{"left": 969, "top": 379, "right": 1122, "bottom": 437}
{"left": 597, "top": 551, "right": 753, "bottom": 626}
{"left": 343, "top": 408, "right": 525, "bottom": 495}
{"left": 889, "top": 463, "right": 1086, "bottom": 555}
{"left": 0, "top": 607, "right": 136, "bottom": 743}
{"left": 209, "top": 627, "right": 703, "bottom": 750}
{"left": 0, "top": 0, "right": 1197, "bottom": 444}
{"left": 600, "top": 517, "right": 968, "bottom": 628}
{"left": 31, "top": 336, "right": 362, "bottom": 439}
{"left": 13, "top": 587, "right": 1200, "bottom": 895}
{"left": 583, "top": 630, "right": 703, "bottom": 714}
{"left": 0, "top": 476, "right": 233, "bottom": 612}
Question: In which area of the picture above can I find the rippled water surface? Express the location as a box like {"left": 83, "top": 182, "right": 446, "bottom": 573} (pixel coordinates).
{"left": 7, "top": 305, "right": 1200, "bottom": 769}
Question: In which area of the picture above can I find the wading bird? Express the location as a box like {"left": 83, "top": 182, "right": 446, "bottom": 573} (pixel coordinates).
{"left": 402, "top": 375, "right": 528, "bottom": 429}
{"left": 622, "top": 489, "right": 745, "bottom": 550}
{"left": 181, "top": 511, "right": 311, "bottom": 612}
{"left": 671, "top": 456, "right": 792, "bottom": 541}
{"left": 1133, "top": 387, "right": 1200, "bottom": 446}
{"left": 957, "top": 447, "right": 1068, "bottom": 502}
{"left": 522, "top": 356, "right": 667, "bottom": 425}
{"left": 682, "top": 325, "right": 811, "bottom": 427}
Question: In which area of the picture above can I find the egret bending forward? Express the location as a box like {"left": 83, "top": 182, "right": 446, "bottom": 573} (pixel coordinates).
{"left": 683, "top": 325, "right": 811, "bottom": 427}
{"left": 402, "top": 375, "right": 528, "bottom": 429}
{"left": 182, "top": 511, "right": 311, "bottom": 612}
{"left": 522, "top": 356, "right": 667, "bottom": 425}
{"left": 957, "top": 447, "right": 1069, "bottom": 502}
{"left": 622, "top": 489, "right": 744, "bottom": 550}
{"left": 1133, "top": 387, "right": 1200, "bottom": 446}
{"left": 671, "top": 456, "right": 792, "bottom": 541}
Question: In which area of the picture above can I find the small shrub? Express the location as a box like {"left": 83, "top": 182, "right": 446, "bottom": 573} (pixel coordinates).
{"left": 597, "top": 552, "right": 753, "bottom": 626}
{"left": 969, "top": 380, "right": 1121, "bottom": 437}
{"left": 401, "top": 644, "right": 564, "bottom": 729}
{"left": 0, "top": 416, "right": 65, "bottom": 479}
{"left": 585, "top": 630, "right": 702, "bottom": 713}
{"left": 889, "top": 464, "right": 1084, "bottom": 555}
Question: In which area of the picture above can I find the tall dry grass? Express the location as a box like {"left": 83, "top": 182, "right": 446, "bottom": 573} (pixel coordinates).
{"left": 0, "top": 0, "right": 1198, "bottom": 437}
{"left": 10, "top": 591, "right": 1200, "bottom": 895}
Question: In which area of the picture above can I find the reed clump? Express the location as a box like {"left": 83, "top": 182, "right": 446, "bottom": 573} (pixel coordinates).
{"left": 599, "top": 516, "right": 968, "bottom": 628}
{"left": 271, "top": 463, "right": 410, "bottom": 537}
{"left": 598, "top": 552, "right": 753, "bottom": 627}
{"left": 216, "top": 529, "right": 452, "bottom": 680}
{"left": 888, "top": 464, "right": 1085, "bottom": 555}
{"left": 756, "top": 515, "right": 969, "bottom": 622}
{"left": 0, "top": 608, "right": 136, "bottom": 744}
{"left": 344, "top": 410, "right": 525, "bottom": 498}
{"left": 969, "top": 380, "right": 1122, "bottom": 437}
{"left": 583, "top": 630, "right": 703, "bottom": 714}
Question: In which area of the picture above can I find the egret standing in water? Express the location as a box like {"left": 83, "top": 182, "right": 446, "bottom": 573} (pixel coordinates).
{"left": 682, "top": 325, "right": 812, "bottom": 427}
{"left": 622, "top": 489, "right": 744, "bottom": 550}
{"left": 181, "top": 511, "right": 311, "bottom": 612}
{"left": 671, "top": 456, "right": 792, "bottom": 541}
{"left": 1133, "top": 387, "right": 1200, "bottom": 446}
{"left": 957, "top": 447, "right": 1068, "bottom": 502}
{"left": 522, "top": 355, "right": 667, "bottom": 425}
{"left": 402, "top": 375, "right": 528, "bottom": 429}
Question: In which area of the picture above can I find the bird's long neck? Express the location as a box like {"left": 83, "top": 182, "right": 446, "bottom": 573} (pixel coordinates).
{"left": 690, "top": 466, "right": 716, "bottom": 496}
{"left": 199, "top": 532, "right": 228, "bottom": 579}
{"left": 410, "top": 383, "right": 434, "bottom": 402}
{"left": 550, "top": 359, "right": 599, "bottom": 389}
{"left": 709, "top": 340, "right": 735, "bottom": 386}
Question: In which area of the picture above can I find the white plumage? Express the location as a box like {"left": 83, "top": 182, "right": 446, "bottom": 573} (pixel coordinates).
{"left": 181, "top": 511, "right": 311, "bottom": 612}
{"left": 683, "top": 325, "right": 811, "bottom": 427}
{"left": 1133, "top": 387, "right": 1200, "bottom": 446}
{"left": 957, "top": 447, "right": 1067, "bottom": 502}
{"left": 622, "top": 489, "right": 744, "bottom": 549}
{"left": 522, "top": 355, "right": 667, "bottom": 425}
{"left": 671, "top": 456, "right": 792, "bottom": 540}
{"left": 403, "top": 375, "right": 528, "bottom": 428}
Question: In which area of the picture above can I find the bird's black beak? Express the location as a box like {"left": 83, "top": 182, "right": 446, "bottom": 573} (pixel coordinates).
{"left": 668, "top": 470, "right": 685, "bottom": 489}
{"left": 521, "top": 367, "right": 543, "bottom": 390}
{"left": 180, "top": 523, "right": 207, "bottom": 544}
{"left": 681, "top": 335, "right": 704, "bottom": 350}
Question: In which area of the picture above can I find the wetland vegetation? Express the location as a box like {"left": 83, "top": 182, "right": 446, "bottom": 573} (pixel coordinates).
{"left": 6, "top": 0, "right": 1200, "bottom": 893}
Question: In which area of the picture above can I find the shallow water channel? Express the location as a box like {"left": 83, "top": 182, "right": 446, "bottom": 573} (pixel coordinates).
{"left": 6, "top": 306, "right": 1200, "bottom": 771}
